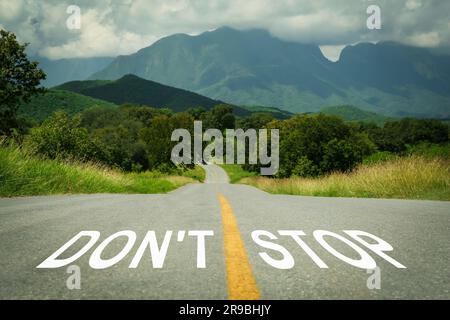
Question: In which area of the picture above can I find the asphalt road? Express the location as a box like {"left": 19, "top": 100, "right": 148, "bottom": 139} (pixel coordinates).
{"left": 0, "top": 164, "right": 449, "bottom": 299}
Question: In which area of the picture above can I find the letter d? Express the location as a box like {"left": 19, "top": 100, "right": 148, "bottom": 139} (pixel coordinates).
{"left": 36, "top": 231, "right": 100, "bottom": 268}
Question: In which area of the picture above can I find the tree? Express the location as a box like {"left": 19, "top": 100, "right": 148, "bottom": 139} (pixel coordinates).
{"left": 25, "top": 111, "right": 109, "bottom": 163}
{"left": 201, "top": 104, "right": 235, "bottom": 131}
{"left": 267, "top": 114, "right": 376, "bottom": 178}
{"left": 186, "top": 107, "right": 207, "bottom": 120}
{"left": 139, "top": 112, "right": 195, "bottom": 171}
{"left": 237, "top": 112, "right": 275, "bottom": 130}
{"left": 0, "top": 30, "right": 46, "bottom": 135}
{"left": 120, "top": 104, "right": 172, "bottom": 126}
{"left": 363, "top": 118, "right": 449, "bottom": 153}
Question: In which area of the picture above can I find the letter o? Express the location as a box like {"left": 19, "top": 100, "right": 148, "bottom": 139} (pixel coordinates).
{"left": 313, "top": 230, "right": 376, "bottom": 269}
{"left": 89, "top": 231, "right": 136, "bottom": 269}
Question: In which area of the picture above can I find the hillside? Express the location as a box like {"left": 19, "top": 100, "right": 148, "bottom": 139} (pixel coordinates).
{"left": 318, "top": 106, "right": 391, "bottom": 125}
{"left": 89, "top": 27, "right": 450, "bottom": 118}
{"left": 54, "top": 74, "right": 292, "bottom": 118}
{"left": 55, "top": 74, "right": 225, "bottom": 112}
{"left": 240, "top": 106, "right": 294, "bottom": 119}
{"left": 19, "top": 89, "right": 117, "bottom": 121}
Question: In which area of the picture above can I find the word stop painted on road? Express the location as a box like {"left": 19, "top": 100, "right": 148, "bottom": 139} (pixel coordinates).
{"left": 37, "top": 230, "right": 406, "bottom": 270}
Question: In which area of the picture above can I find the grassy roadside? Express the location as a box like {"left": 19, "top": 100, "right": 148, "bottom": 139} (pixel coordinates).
{"left": 219, "top": 164, "right": 257, "bottom": 183}
{"left": 0, "top": 146, "right": 203, "bottom": 197}
{"left": 238, "top": 156, "right": 450, "bottom": 201}
{"left": 180, "top": 165, "right": 206, "bottom": 182}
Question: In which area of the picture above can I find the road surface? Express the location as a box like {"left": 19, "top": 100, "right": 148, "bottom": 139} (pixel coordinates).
{"left": 0, "top": 164, "right": 449, "bottom": 299}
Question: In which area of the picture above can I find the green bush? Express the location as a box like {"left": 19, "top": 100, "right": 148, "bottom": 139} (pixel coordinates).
{"left": 366, "top": 118, "right": 449, "bottom": 153}
{"left": 268, "top": 114, "right": 376, "bottom": 178}
{"left": 291, "top": 156, "right": 319, "bottom": 177}
{"left": 139, "top": 112, "right": 195, "bottom": 171}
{"left": 200, "top": 104, "right": 235, "bottom": 130}
{"left": 25, "top": 111, "right": 109, "bottom": 163}
{"left": 406, "top": 142, "right": 450, "bottom": 158}
{"left": 363, "top": 151, "right": 396, "bottom": 165}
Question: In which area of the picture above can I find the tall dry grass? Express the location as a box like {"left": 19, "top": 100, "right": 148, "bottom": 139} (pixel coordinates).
{"left": 0, "top": 146, "right": 198, "bottom": 196}
{"left": 240, "top": 156, "right": 450, "bottom": 200}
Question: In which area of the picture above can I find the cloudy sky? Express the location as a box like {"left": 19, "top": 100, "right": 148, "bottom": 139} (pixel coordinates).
{"left": 1, "top": 0, "right": 449, "bottom": 61}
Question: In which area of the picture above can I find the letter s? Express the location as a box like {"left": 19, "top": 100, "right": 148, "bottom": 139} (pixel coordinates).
{"left": 251, "top": 230, "right": 294, "bottom": 269}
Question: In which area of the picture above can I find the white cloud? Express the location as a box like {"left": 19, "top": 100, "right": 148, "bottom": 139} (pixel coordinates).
{"left": 408, "top": 31, "right": 440, "bottom": 48}
{"left": 1, "top": 0, "right": 449, "bottom": 59}
{"left": 0, "top": 0, "right": 24, "bottom": 22}
{"left": 38, "top": 8, "right": 156, "bottom": 59}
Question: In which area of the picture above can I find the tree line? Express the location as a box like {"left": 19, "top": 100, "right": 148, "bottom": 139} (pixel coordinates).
{"left": 17, "top": 104, "right": 449, "bottom": 178}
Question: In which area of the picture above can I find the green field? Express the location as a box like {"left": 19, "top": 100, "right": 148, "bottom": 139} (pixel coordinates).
{"left": 0, "top": 146, "right": 202, "bottom": 197}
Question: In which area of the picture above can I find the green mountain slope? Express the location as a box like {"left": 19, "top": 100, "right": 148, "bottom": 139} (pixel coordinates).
{"left": 19, "top": 90, "right": 117, "bottom": 121}
{"left": 239, "top": 105, "right": 294, "bottom": 119}
{"left": 55, "top": 74, "right": 224, "bottom": 112}
{"left": 89, "top": 27, "right": 450, "bottom": 118}
{"left": 54, "top": 74, "right": 292, "bottom": 119}
{"left": 318, "top": 106, "right": 390, "bottom": 125}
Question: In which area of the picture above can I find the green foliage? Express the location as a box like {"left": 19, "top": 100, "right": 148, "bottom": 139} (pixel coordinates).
{"left": 55, "top": 74, "right": 222, "bottom": 112}
{"left": 319, "top": 105, "right": 390, "bottom": 126}
{"left": 0, "top": 30, "right": 46, "bottom": 135}
{"left": 363, "top": 151, "right": 396, "bottom": 165}
{"left": 176, "top": 165, "right": 206, "bottom": 182}
{"left": 385, "top": 118, "right": 448, "bottom": 145}
{"left": 236, "top": 112, "right": 275, "bottom": 130}
{"left": 186, "top": 107, "right": 207, "bottom": 120}
{"left": 237, "top": 105, "right": 294, "bottom": 119}
{"left": 25, "top": 111, "right": 109, "bottom": 163}
{"left": 219, "top": 164, "right": 257, "bottom": 183}
{"left": 120, "top": 104, "right": 173, "bottom": 126}
{"left": 201, "top": 104, "right": 235, "bottom": 130}
{"left": 19, "top": 89, "right": 117, "bottom": 121}
{"left": 0, "top": 145, "right": 197, "bottom": 196}
{"left": 268, "top": 114, "right": 376, "bottom": 178}
{"left": 79, "top": 105, "right": 179, "bottom": 171}
{"left": 291, "top": 156, "right": 319, "bottom": 177}
{"left": 406, "top": 142, "right": 450, "bottom": 159}
{"left": 365, "top": 118, "right": 449, "bottom": 152}
{"left": 92, "top": 125, "right": 143, "bottom": 171}
{"left": 139, "top": 112, "right": 195, "bottom": 170}
{"left": 80, "top": 106, "right": 126, "bottom": 131}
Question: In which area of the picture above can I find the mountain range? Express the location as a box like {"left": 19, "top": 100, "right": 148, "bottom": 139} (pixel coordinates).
{"left": 20, "top": 75, "right": 293, "bottom": 120}
{"left": 37, "top": 27, "right": 450, "bottom": 118}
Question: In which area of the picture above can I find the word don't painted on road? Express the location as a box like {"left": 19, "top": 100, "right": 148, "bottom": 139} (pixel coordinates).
{"left": 37, "top": 229, "right": 406, "bottom": 270}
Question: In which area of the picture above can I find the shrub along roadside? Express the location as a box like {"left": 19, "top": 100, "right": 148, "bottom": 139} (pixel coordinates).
{"left": 238, "top": 156, "right": 450, "bottom": 201}
{"left": 219, "top": 164, "right": 257, "bottom": 183}
{"left": 0, "top": 146, "right": 202, "bottom": 197}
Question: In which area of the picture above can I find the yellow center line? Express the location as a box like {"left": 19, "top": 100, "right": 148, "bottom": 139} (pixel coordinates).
{"left": 218, "top": 193, "right": 260, "bottom": 300}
